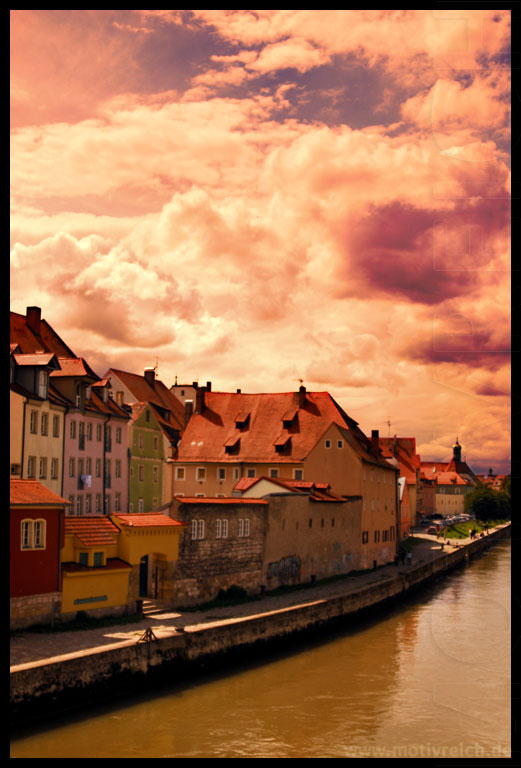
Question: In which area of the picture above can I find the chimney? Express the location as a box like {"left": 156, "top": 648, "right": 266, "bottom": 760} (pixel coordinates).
{"left": 371, "top": 429, "right": 380, "bottom": 456}
{"left": 236, "top": 388, "right": 241, "bottom": 394}
{"left": 26, "top": 306, "right": 41, "bottom": 335}
{"left": 185, "top": 399, "right": 194, "bottom": 426}
{"left": 195, "top": 384, "right": 205, "bottom": 414}
{"left": 144, "top": 368, "right": 155, "bottom": 385}
{"left": 298, "top": 385, "right": 306, "bottom": 408}
{"left": 206, "top": 381, "right": 212, "bottom": 392}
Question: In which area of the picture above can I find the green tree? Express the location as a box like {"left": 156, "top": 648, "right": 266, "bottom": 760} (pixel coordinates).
{"left": 465, "top": 484, "right": 510, "bottom": 521}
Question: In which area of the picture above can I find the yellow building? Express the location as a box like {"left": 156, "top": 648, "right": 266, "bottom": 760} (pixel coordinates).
{"left": 61, "top": 513, "right": 185, "bottom": 618}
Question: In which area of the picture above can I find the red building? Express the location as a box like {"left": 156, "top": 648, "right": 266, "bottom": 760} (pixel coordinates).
{"left": 10, "top": 479, "right": 69, "bottom": 629}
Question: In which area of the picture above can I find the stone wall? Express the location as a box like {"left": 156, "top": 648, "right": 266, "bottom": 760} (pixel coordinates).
{"left": 10, "top": 592, "right": 61, "bottom": 631}
{"left": 171, "top": 500, "right": 267, "bottom": 605}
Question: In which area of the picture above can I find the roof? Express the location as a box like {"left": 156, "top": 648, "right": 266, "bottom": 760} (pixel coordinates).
{"left": 234, "top": 475, "right": 348, "bottom": 502}
{"left": 435, "top": 472, "right": 470, "bottom": 486}
{"left": 379, "top": 437, "right": 420, "bottom": 484}
{"left": 10, "top": 479, "right": 69, "bottom": 507}
{"left": 10, "top": 309, "right": 77, "bottom": 358}
{"left": 50, "top": 357, "right": 99, "bottom": 380}
{"left": 106, "top": 368, "right": 185, "bottom": 433}
{"left": 64, "top": 516, "right": 120, "bottom": 546}
{"left": 112, "top": 513, "right": 185, "bottom": 527}
{"left": 174, "top": 497, "right": 269, "bottom": 505}
{"left": 176, "top": 389, "right": 391, "bottom": 466}
{"left": 13, "top": 352, "right": 58, "bottom": 368}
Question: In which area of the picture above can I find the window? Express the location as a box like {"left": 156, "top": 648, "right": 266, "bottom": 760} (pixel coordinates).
{"left": 93, "top": 552, "right": 103, "bottom": 567}
{"left": 294, "top": 469, "right": 303, "bottom": 480}
{"left": 87, "top": 422, "right": 92, "bottom": 441}
{"left": 362, "top": 531, "right": 369, "bottom": 544}
{"left": 216, "top": 519, "right": 229, "bottom": 538}
{"left": 86, "top": 458, "right": 92, "bottom": 475}
{"left": 269, "top": 468, "right": 279, "bottom": 478}
{"left": 129, "top": 502, "right": 134, "bottom": 513}
{"left": 69, "top": 457, "right": 75, "bottom": 477}
{"left": 382, "top": 530, "right": 389, "bottom": 542}
{"left": 138, "top": 465, "right": 144, "bottom": 482}
{"left": 79, "top": 421, "right": 85, "bottom": 438}
{"left": 153, "top": 466, "right": 159, "bottom": 483}
{"left": 138, "top": 434, "right": 143, "bottom": 449}
{"left": 79, "top": 552, "right": 89, "bottom": 566}
{"left": 30, "top": 411, "right": 37, "bottom": 434}
{"left": 217, "top": 467, "right": 226, "bottom": 481}
{"left": 52, "top": 414, "right": 60, "bottom": 438}
{"left": 197, "top": 467, "right": 206, "bottom": 482}
{"left": 76, "top": 495, "right": 84, "bottom": 515}
{"left": 145, "top": 410, "right": 150, "bottom": 422}
{"left": 85, "top": 494, "right": 92, "bottom": 514}
{"left": 70, "top": 421, "right": 76, "bottom": 439}
{"left": 39, "top": 457, "right": 47, "bottom": 479}
{"left": 105, "top": 495, "right": 111, "bottom": 515}
{"left": 238, "top": 518, "right": 250, "bottom": 537}
{"left": 233, "top": 468, "right": 240, "bottom": 481}
{"left": 95, "top": 494, "right": 101, "bottom": 513}
{"left": 116, "top": 427, "right": 122, "bottom": 444}
{"left": 246, "top": 468, "right": 256, "bottom": 478}
{"left": 115, "top": 493, "right": 121, "bottom": 511}
{"left": 337, "top": 440, "right": 343, "bottom": 448}
{"left": 38, "top": 370, "right": 48, "bottom": 398}
{"left": 374, "top": 530, "right": 380, "bottom": 543}
{"left": 325, "top": 439, "right": 331, "bottom": 449}
{"left": 95, "top": 458, "right": 101, "bottom": 478}
{"left": 115, "top": 460, "right": 121, "bottom": 478}
{"left": 51, "top": 458, "right": 59, "bottom": 479}
{"left": 69, "top": 495, "right": 75, "bottom": 514}
{"left": 153, "top": 436, "right": 159, "bottom": 451}
{"left": 191, "top": 519, "right": 205, "bottom": 540}
{"left": 138, "top": 498, "right": 144, "bottom": 513}
{"left": 96, "top": 424, "right": 102, "bottom": 442}
{"left": 33, "top": 520, "right": 45, "bottom": 548}
{"left": 41, "top": 412, "right": 48, "bottom": 435}
{"left": 176, "top": 467, "right": 185, "bottom": 480}
{"left": 21, "top": 520, "right": 32, "bottom": 549}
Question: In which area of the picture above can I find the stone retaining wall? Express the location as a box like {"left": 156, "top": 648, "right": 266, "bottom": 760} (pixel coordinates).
{"left": 10, "top": 525, "right": 510, "bottom": 727}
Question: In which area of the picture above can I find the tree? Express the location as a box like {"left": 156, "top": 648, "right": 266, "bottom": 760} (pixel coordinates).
{"left": 465, "top": 484, "right": 510, "bottom": 521}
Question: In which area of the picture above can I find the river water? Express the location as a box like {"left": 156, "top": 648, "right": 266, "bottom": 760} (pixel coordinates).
{"left": 10, "top": 540, "right": 511, "bottom": 759}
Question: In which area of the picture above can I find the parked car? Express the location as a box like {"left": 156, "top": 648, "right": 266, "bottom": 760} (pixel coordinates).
{"left": 427, "top": 525, "right": 442, "bottom": 534}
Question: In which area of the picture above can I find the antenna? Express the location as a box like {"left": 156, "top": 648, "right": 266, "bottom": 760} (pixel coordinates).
{"left": 293, "top": 378, "right": 304, "bottom": 385}
{"left": 386, "top": 418, "right": 392, "bottom": 437}
{"left": 154, "top": 357, "right": 159, "bottom": 374}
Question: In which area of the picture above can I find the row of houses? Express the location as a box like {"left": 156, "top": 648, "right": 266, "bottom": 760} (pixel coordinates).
{"left": 10, "top": 306, "right": 481, "bottom": 628}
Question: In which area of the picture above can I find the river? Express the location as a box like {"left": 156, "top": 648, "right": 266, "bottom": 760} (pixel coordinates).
{"left": 10, "top": 540, "right": 510, "bottom": 759}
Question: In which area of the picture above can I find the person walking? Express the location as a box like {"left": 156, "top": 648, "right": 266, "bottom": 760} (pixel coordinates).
{"left": 406, "top": 551, "right": 412, "bottom": 566}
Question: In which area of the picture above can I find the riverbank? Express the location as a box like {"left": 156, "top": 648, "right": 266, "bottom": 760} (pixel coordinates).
{"left": 10, "top": 523, "right": 510, "bottom": 728}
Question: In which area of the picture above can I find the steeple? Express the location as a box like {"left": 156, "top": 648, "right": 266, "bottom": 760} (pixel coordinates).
{"left": 452, "top": 438, "right": 462, "bottom": 463}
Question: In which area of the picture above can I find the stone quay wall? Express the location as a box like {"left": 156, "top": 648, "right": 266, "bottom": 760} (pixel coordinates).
{"left": 10, "top": 525, "right": 510, "bottom": 727}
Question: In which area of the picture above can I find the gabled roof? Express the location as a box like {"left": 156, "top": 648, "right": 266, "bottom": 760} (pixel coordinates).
{"left": 13, "top": 352, "right": 59, "bottom": 368}
{"left": 10, "top": 309, "right": 77, "bottom": 358}
{"left": 379, "top": 437, "right": 420, "bottom": 484}
{"left": 105, "top": 368, "right": 185, "bottom": 432}
{"left": 64, "top": 516, "right": 120, "bottom": 546}
{"left": 111, "top": 513, "right": 185, "bottom": 528}
{"left": 435, "top": 471, "right": 471, "bottom": 486}
{"left": 176, "top": 389, "right": 389, "bottom": 466}
{"left": 50, "top": 356, "right": 99, "bottom": 380}
{"left": 234, "top": 475, "right": 348, "bottom": 502}
{"left": 10, "top": 479, "right": 69, "bottom": 507}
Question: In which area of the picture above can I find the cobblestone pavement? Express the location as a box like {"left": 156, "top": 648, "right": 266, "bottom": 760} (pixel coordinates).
{"left": 9, "top": 531, "right": 475, "bottom": 668}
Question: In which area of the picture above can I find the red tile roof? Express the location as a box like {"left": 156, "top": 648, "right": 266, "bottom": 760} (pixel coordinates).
{"left": 10, "top": 310, "right": 77, "bottom": 358}
{"left": 176, "top": 390, "right": 388, "bottom": 466}
{"left": 234, "top": 475, "right": 348, "bottom": 502}
{"left": 435, "top": 472, "right": 469, "bottom": 486}
{"left": 174, "top": 497, "right": 269, "bottom": 505}
{"left": 51, "top": 357, "right": 99, "bottom": 380}
{"left": 379, "top": 437, "right": 420, "bottom": 484}
{"left": 10, "top": 479, "right": 70, "bottom": 507}
{"left": 112, "top": 513, "right": 185, "bottom": 527}
{"left": 64, "top": 516, "right": 120, "bottom": 546}
{"left": 105, "top": 368, "right": 185, "bottom": 432}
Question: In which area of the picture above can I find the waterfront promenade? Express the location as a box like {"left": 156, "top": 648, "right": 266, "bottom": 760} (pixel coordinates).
{"left": 11, "top": 528, "right": 498, "bottom": 670}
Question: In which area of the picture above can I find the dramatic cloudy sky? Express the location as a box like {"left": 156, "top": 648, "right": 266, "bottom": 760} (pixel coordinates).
{"left": 10, "top": 10, "right": 511, "bottom": 473}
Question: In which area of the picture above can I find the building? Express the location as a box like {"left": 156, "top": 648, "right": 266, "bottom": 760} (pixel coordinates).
{"left": 421, "top": 439, "right": 478, "bottom": 516}
{"left": 105, "top": 367, "right": 186, "bottom": 510}
{"left": 10, "top": 479, "right": 69, "bottom": 630}
{"left": 10, "top": 308, "right": 130, "bottom": 514}
{"left": 379, "top": 436, "right": 422, "bottom": 527}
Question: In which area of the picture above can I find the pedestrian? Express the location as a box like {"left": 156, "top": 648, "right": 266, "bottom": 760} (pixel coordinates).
{"left": 407, "top": 551, "right": 412, "bottom": 566}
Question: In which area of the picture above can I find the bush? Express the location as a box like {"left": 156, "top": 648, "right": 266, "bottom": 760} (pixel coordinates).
{"left": 465, "top": 485, "right": 510, "bottom": 522}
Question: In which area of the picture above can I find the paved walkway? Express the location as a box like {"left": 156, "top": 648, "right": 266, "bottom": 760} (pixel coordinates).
{"left": 9, "top": 530, "right": 481, "bottom": 669}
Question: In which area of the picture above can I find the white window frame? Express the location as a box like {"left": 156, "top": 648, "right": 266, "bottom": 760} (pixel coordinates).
{"left": 176, "top": 466, "right": 185, "bottom": 481}
{"left": 324, "top": 439, "right": 332, "bottom": 449}
{"left": 238, "top": 518, "right": 250, "bottom": 537}
{"left": 50, "top": 457, "right": 59, "bottom": 479}
{"left": 192, "top": 519, "right": 205, "bottom": 540}
{"left": 217, "top": 467, "right": 226, "bottom": 481}
{"left": 52, "top": 414, "right": 60, "bottom": 438}
{"left": 30, "top": 411, "right": 37, "bottom": 434}
{"left": 196, "top": 467, "right": 206, "bottom": 482}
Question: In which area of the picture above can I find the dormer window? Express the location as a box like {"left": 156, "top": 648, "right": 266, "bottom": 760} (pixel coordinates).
{"left": 224, "top": 436, "right": 240, "bottom": 454}
{"left": 235, "top": 412, "right": 250, "bottom": 429}
{"left": 274, "top": 435, "right": 291, "bottom": 454}
{"left": 282, "top": 407, "right": 298, "bottom": 429}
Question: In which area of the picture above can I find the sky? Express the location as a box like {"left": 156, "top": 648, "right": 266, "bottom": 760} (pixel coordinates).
{"left": 10, "top": 10, "right": 511, "bottom": 474}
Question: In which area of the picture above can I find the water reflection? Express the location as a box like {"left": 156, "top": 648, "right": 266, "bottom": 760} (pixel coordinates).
{"left": 10, "top": 542, "right": 510, "bottom": 759}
